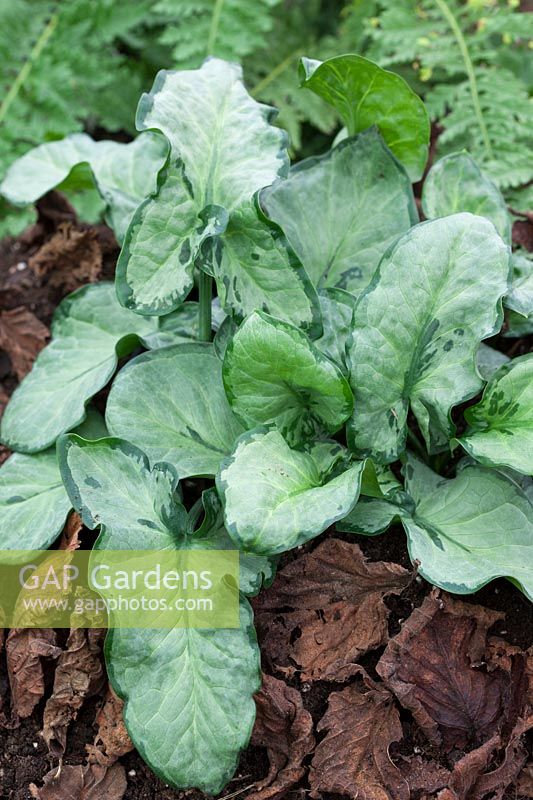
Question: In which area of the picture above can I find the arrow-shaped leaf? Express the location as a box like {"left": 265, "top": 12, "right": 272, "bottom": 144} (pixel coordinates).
{"left": 261, "top": 129, "right": 418, "bottom": 294}
{"left": 217, "top": 427, "right": 365, "bottom": 555}
{"left": 347, "top": 214, "right": 510, "bottom": 462}
{"left": 59, "top": 436, "right": 262, "bottom": 793}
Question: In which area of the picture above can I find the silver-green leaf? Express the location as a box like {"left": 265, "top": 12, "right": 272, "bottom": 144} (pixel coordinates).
{"left": 117, "top": 58, "right": 310, "bottom": 320}
{"left": 0, "top": 133, "right": 167, "bottom": 243}
{"left": 347, "top": 214, "right": 510, "bottom": 463}
{"left": 217, "top": 427, "right": 365, "bottom": 555}
{"left": 0, "top": 283, "right": 157, "bottom": 453}
{"left": 459, "top": 353, "right": 533, "bottom": 475}
{"left": 204, "top": 200, "right": 321, "bottom": 331}
{"left": 401, "top": 456, "right": 533, "bottom": 601}
{"left": 59, "top": 436, "right": 261, "bottom": 793}
{"left": 223, "top": 311, "right": 353, "bottom": 445}
{"left": 0, "top": 450, "right": 71, "bottom": 553}
{"left": 422, "top": 152, "right": 511, "bottom": 244}
{"left": 299, "top": 55, "right": 430, "bottom": 181}
{"left": 313, "top": 289, "right": 357, "bottom": 373}
{"left": 261, "top": 129, "right": 418, "bottom": 293}
{"left": 0, "top": 408, "right": 106, "bottom": 556}
{"left": 106, "top": 343, "right": 245, "bottom": 478}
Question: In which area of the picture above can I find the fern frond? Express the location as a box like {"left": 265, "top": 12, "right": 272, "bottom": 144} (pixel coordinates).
{"left": 0, "top": 0, "right": 153, "bottom": 175}
{"left": 245, "top": 0, "right": 377, "bottom": 152}
{"left": 365, "top": 0, "right": 533, "bottom": 203}
{"left": 154, "top": 0, "right": 281, "bottom": 67}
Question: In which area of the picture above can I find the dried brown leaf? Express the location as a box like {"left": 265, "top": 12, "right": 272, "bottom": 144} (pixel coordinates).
{"left": 58, "top": 512, "right": 83, "bottom": 552}
{"left": 255, "top": 539, "right": 412, "bottom": 681}
{"left": 467, "top": 720, "right": 530, "bottom": 800}
{"left": 516, "top": 762, "right": 533, "bottom": 797}
{"left": 399, "top": 755, "right": 450, "bottom": 795}
{"left": 247, "top": 673, "right": 314, "bottom": 800}
{"left": 86, "top": 685, "right": 133, "bottom": 767}
{"left": 42, "top": 628, "right": 105, "bottom": 755}
{"left": 309, "top": 674, "right": 408, "bottom": 800}
{"left": 29, "top": 762, "right": 127, "bottom": 800}
{"left": 29, "top": 223, "right": 102, "bottom": 293}
{"left": 0, "top": 306, "right": 49, "bottom": 379}
{"left": 6, "top": 628, "right": 61, "bottom": 719}
{"left": 377, "top": 592, "right": 510, "bottom": 751}
{"left": 436, "top": 716, "right": 533, "bottom": 800}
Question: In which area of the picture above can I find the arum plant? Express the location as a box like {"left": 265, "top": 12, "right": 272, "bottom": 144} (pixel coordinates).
{"left": 1, "top": 54, "right": 532, "bottom": 792}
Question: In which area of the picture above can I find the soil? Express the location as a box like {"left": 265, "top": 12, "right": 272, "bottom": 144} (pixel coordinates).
{"left": 0, "top": 195, "right": 532, "bottom": 800}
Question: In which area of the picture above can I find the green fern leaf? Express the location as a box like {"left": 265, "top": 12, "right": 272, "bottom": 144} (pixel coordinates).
{"left": 154, "top": 0, "right": 281, "bottom": 67}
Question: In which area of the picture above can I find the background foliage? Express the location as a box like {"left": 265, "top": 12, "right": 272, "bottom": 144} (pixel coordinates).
{"left": 1, "top": 0, "right": 532, "bottom": 236}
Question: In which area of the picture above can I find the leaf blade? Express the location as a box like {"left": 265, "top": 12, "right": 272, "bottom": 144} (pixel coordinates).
{"left": 459, "top": 353, "right": 533, "bottom": 475}
{"left": 346, "top": 214, "right": 510, "bottom": 462}
{"left": 223, "top": 311, "right": 353, "bottom": 445}
{"left": 105, "top": 343, "right": 245, "bottom": 478}
{"left": 217, "top": 428, "right": 365, "bottom": 555}
{"left": 299, "top": 54, "right": 430, "bottom": 180}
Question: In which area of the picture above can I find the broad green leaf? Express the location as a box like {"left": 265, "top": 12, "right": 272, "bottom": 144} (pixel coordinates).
{"left": 105, "top": 600, "right": 259, "bottom": 794}
{"left": 0, "top": 450, "right": 71, "bottom": 553}
{"left": 191, "top": 489, "right": 275, "bottom": 597}
{"left": 505, "top": 251, "right": 533, "bottom": 319}
{"left": 458, "top": 353, "right": 533, "bottom": 475}
{"left": 313, "top": 289, "right": 356, "bottom": 373}
{"left": 204, "top": 200, "right": 321, "bottom": 332}
{"left": 337, "top": 497, "right": 401, "bottom": 536}
{"left": 476, "top": 344, "right": 510, "bottom": 382}
{"left": 217, "top": 427, "right": 365, "bottom": 555}
{"left": 106, "top": 343, "right": 245, "bottom": 478}
{"left": 0, "top": 407, "right": 106, "bottom": 556}
{"left": 0, "top": 283, "right": 157, "bottom": 453}
{"left": 0, "top": 133, "right": 167, "bottom": 243}
{"left": 116, "top": 58, "right": 304, "bottom": 318}
{"left": 223, "top": 312, "right": 353, "bottom": 445}
{"left": 422, "top": 152, "right": 511, "bottom": 244}
{"left": 142, "top": 301, "right": 199, "bottom": 349}
{"left": 347, "top": 214, "right": 510, "bottom": 463}
{"left": 401, "top": 456, "right": 533, "bottom": 601}
{"left": 261, "top": 130, "right": 418, "bottom": 293}
{"left": 59, "top": 436, "right": 186, "bottom": 550}
{"left": 59, "top": 436, "right": 261, "bottom": 793}
{"left": 299, "top": 55, "right": 430, "bottom": 181}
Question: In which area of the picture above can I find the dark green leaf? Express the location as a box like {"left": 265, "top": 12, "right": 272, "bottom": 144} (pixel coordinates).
{"left": 223, "top": 311, "right": 353, "bottom": 446}
{"left": 299, "top": 54, "right": 430, "bottom": 180}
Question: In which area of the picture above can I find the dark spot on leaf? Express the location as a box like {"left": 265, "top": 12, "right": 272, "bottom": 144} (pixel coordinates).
{"left": 6, "top": 495, "right": 24, "bottom": 504}
{"left": 179, "top": 240, "right": 191, "bottom": 264}
{"left": 251, "top": 252, "right": 260, "bottom": 261}
{"left": 137, "top": 518, "right": 159, "bottom": 530}
{"left": 443, "top": 340, "right": 454, "bottom": 352}
{"left": 84, "top": 477, "right": 101, "bottom": 489}
{"left": 454, "top": 327, "right": 464, "bottom": 336}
